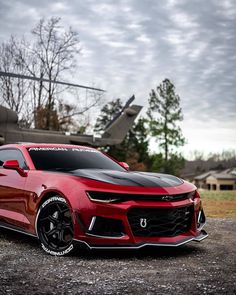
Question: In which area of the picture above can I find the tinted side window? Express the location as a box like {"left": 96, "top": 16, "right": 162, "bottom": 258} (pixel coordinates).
{"left": 0, "top": 149, "right": 28, "bottom": 169}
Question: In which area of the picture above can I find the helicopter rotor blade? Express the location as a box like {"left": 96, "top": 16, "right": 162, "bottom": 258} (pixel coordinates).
{"left": 0, "top": 71, "right": 105, "bottom": 92}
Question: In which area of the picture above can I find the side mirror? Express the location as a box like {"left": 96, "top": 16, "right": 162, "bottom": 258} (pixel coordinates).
{"left": 3, "top": 160, "right": 27, "bottom": 177}
{"left": 119, "top": 162, "right": 130, "bottom": 170}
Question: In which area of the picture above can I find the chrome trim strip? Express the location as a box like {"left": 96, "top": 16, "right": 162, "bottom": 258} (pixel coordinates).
{"left": 197, "top": 211, "right": 201, "bottom": 224}
{"left": 86, "top": 232, "right": 125, "bottom": 239}
{"left": 198, "top": 222, "right": 206, "bottom": 231}
{"left": 88, "top": 216, "right": 96, "bottom": 231}
{"left": 0, "top": 223, "right": 37, "bottom": 238}
{"left": 193, "top": 230, "right": 208, "bottom": 242}
{"left": 197, "top": 210, "right": 206, "bottom": 231}
{"left": 194, "top": 234, "right": 208, "bottom": 241}
{"left": 73, "top": 232, "right": 208, "bottom": 250}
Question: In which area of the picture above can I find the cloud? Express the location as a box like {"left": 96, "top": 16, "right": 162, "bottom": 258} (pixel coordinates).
{"left": 0, "top": 0, "right": 235, "bottom": 153}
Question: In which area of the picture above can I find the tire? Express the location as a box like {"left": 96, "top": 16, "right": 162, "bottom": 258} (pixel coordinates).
{"left": 36, "top": 196, "right": 75, "bottom": 256}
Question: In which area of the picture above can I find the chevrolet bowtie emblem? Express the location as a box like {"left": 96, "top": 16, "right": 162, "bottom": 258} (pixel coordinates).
{"left": 161, "top": 195, "right": 174, "bottom": 201}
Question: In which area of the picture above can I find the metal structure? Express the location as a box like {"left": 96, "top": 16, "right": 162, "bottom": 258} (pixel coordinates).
{"left": 0, "top": 71, "right": 105, "bottom": 92}
{"left": 0, "top": 72, "right": 142, "bottom": 146}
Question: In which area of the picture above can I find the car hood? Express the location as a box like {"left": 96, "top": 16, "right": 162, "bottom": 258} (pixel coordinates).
{"left": 68, "top": 169, "right": 184, "bottom": 187}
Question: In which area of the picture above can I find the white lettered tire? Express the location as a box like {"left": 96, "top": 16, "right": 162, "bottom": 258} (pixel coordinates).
{"left": 36, "top": 196, "right": 75, "bottom": 256}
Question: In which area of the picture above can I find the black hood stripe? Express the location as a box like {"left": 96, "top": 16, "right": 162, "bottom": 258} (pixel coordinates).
{"left": 67, "top": 169, "right": 183, "bottom": 187}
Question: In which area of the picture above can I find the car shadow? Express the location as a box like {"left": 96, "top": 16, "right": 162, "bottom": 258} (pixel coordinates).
{"left": 0, "top": 228, "right": 206, "bottom": 259}
{"left": 0, "top": 228, "right": 39, "bottom": 247}
{"left": 74, "top": 244, "right": 206, "bottom": 260}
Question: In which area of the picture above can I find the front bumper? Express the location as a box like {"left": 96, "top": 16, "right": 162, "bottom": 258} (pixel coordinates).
{"left": 73, "top": 195, "right": 208, "bottom": 249}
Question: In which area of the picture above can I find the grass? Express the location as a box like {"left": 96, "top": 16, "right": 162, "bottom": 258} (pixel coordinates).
{"left": 199, "top": 190, "right": 236, "bottom": 218}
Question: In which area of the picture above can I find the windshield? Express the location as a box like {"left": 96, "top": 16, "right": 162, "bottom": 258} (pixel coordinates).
{"left": 27, "top": 147, "right": 126, "bottom": 172}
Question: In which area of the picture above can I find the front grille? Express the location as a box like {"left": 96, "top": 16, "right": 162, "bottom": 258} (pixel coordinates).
{"left": 127, "top": 206, "right": 193, "bottom": 237}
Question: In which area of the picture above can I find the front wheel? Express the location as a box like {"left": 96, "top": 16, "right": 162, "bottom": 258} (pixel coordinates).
{"left": 36, "top": 196, "right": 75, "bottom": 256}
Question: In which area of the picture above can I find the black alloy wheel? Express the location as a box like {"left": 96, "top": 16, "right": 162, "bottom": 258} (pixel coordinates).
{"left": 37, "top": 196, "right": 75, "bottom": 256}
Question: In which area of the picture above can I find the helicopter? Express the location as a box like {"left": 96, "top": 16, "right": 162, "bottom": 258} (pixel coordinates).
{"left": 0, "top": 71, "right": 142, "bottom": 146}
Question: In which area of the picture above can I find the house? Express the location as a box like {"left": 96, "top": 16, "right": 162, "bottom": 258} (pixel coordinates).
{"left": 194, "top": 168, "right": 236, "bottom": 190}
{"left": 193, "top": 170, "right": 217, "bottom": 189}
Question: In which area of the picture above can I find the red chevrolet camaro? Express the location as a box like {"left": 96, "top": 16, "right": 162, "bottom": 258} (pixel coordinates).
{"left": 0, "top": 143, "right": 207, "bottom": 256}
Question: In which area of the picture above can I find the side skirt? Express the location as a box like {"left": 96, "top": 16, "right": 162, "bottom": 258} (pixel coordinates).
{"left": 0, "top": 221, "right": 37, "bottom": 238}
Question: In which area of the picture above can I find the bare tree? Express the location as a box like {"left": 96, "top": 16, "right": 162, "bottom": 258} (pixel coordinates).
{"left": 0, "top": 37, "right": 31, "bottom": 116}
{"left": 26, "top": 17, "right": 80, "bottom": 129}
{"left": 0, "top": 17, "right": 103, "bottom": 131}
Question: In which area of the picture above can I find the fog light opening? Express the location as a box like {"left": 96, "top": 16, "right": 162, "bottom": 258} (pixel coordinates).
{"left": 86, "top": 216, "right": 125, "bottom": 238}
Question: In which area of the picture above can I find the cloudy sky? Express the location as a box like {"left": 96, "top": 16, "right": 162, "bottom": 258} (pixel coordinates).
{"left": 0, "top": 0, "right": 235, "bottom": 157}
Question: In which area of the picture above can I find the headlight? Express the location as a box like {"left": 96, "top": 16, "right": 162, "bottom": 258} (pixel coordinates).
{"left": 187, "top": 191, "right": 196, "bottom": 200}
{"left": 188, "top": 190, "right": 201, "bottom": 207}
{"left": 86, "top": 191, "right": 121, "bottom": 203}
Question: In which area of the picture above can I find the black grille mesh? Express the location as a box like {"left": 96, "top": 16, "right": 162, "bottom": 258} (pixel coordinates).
{"left": 127, "top": 206, "right": 193, "bottom": 237}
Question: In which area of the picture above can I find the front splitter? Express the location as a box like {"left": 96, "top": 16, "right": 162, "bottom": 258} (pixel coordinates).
{"left": 74, "top": 229, "right": 208, "bottom": 250}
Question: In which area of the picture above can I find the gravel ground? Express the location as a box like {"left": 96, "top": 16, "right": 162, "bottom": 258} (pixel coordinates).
{"left": 0, "top": 218, "right": 236, "bottom": 295}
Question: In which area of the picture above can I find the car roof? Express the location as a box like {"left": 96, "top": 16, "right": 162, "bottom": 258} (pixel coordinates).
{"left": 0, "top": 143, "right": 96, "bottom": 150}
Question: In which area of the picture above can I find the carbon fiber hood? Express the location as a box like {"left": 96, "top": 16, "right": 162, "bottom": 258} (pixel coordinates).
{"left": 70, "top": 169, "right": 184, "bottom": 187}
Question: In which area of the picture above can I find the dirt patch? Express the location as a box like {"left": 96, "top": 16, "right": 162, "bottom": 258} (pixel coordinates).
{"left": 202, "top": 199, "right": 236, "bottom": 218}
{"left": 200, "top": 191, "right": 236, "bottom": 218}
{"left": 0, "top": 218, "right": 236, "bottom": 295}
